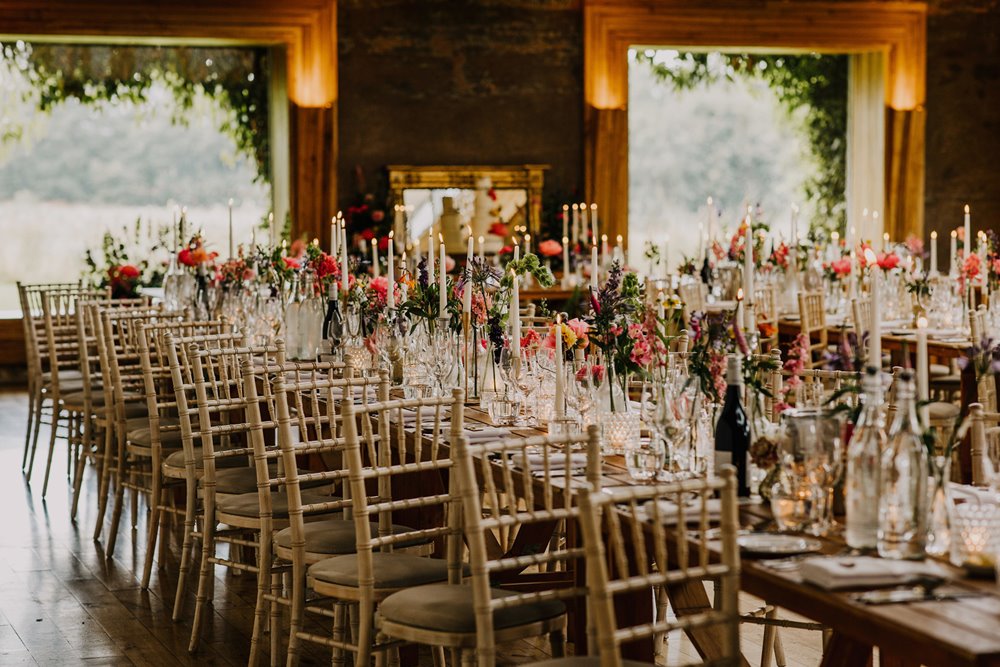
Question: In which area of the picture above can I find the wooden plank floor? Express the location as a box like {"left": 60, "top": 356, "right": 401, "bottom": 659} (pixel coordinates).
{"left": 0, "top": 388, "right": 827, "bottom": 666}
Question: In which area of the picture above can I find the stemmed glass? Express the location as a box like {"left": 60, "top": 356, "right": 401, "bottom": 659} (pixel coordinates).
{"left": 431, "top": 326, "right": 458, "bottom": 397}
{"left": 512, "top": 350, "right": 540, "bottom": 426}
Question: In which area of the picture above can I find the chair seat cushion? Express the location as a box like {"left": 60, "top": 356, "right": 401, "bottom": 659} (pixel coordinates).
{"left": 525, "top": 659, "right": 651, "bottom": 667}
{"left": 216, "top": 490, "right": 339, "bottom": 519}
{"left": 163, "top": 448, "right": 248, "bottom": 470}
{"left": 378, "top": 583, "right": 565, "bottom": 633}
{"left": 273, "top": 519, "right": 423, "bottom": 556}
{"left": 309, "top": 553, "right": 451, "bottom": 590}
{"left": 928, "top": 401, "right": 961, "bottom": 420}
{"left": 127, "top": 426, "right": 184, "bottom": 447}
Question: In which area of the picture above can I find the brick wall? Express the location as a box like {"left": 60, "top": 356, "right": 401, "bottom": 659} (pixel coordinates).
{"left": 337, "top": 0, "right": 583, "bottom": 209}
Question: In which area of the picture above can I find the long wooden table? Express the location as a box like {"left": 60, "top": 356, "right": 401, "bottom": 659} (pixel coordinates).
{"left": 426, "top": 400, "right": 1000, "bottom": 666}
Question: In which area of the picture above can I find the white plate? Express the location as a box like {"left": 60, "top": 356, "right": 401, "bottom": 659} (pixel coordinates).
{"left": 737, "top": 533, "right": 823, "bottom": 556}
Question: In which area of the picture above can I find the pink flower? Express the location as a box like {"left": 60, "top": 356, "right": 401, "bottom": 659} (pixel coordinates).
{"left": 444, "top": 255, "right": 456, "bottom": 272}
{"left": 905, "top": 235, "right": 924, "bottom": 256}
{"left": 537, "top": 239, "right": 562, "bottom": 258}
{"left": 963, "top": 252, "right": 982, "bottom": 281}
{"left": 370, "top": 275, "right": 389, "bottom": 302}
{"left": 283, "top": 257, "right": 301, "bottom": 269}
{"left": 564, "top": 318, "right": 590, "bottom": 348}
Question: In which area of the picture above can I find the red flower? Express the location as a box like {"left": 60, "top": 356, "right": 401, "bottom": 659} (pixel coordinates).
{"left": 378, "top": 236, "right": 390, "bottom": 253}
{"left": 498, "top": 245, "right": 513, "bottom": 255}
{"left": 177, "top": 248, "right": 195, "bottom": 267}
{"left": 487, "top": 188, "right": 497, "bottom": 201}
{"left": 829, "top": 257, "right": 852, "bottom": 276}
{"left": 371, "top": 210, "right": 385, "bottom": 223}
{"left": 283, "top": 257, "right": 301, "bottom": 269}
{"left": 289, "top": 239, "right": 307, "bottom": 259}
{"left": 537, "top": 239, "right": 562, "bottom": 258}
{"left": 877, "top": 252, "right": 900, "bottom": 270}
{"left": 489, "top": 222, "right": 508, "bottom": 237}
{"left": 360, "top": 228, "right": 376, "bottom": 242}
{"left": 116, "top": 264, "right": 140, "bottom": 279}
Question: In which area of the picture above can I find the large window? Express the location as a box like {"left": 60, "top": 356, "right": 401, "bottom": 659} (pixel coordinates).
{"left": 0, "top": 41, "right": 272, "bottom": 313}
{"left": 628, "top": 49, "right": 847, "bottom": 269}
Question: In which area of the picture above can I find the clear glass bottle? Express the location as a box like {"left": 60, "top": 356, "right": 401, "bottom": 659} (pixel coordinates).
{"left": 845, "top": 366, "right": 885, "bottom": 550}
{"left": 284, "top": 273, "right": 303, "bottom": 359}
{"left": 877, "top": 370, "right": 929, "bottom": 559}
{"left": 297, "top": 270, "right": 323, "bottom": 360}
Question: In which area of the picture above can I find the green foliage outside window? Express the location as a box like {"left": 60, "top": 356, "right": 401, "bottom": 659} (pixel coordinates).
{"left": 635, "top": 51, "right": 847, "bottom": 235}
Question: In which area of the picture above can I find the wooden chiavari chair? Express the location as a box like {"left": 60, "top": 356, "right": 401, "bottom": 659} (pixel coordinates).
{"left": 277, "top": 377, "right": 461, "bottom": 666}
{"left": 678, "top": 282, "right": 707, "bottom": 323}
{"left": 18, "top": 281, "right": 83, "bottom": 474}
{"left": 752, "top": 284, "right": 778, "bottom": 352}
{"left": 135, "top": 320, "right": 233, "bottom": 590}
{"left": 969, "top": 403, "right": 1000, "bottom": 486}
{"left": 38, "top": 287, "right": 108, "bottom": 496}
{"left": 377, "top": 426, "right": 601, "bottom": 666}
{"left": 185, "top": 344, "right": 348, "bottom": 657}
{"left": 92, "top": 306, "right": 179, "bottom": 549}
{"left": 69, "top": 297, "right": 150, "bottom": 520}
{"left": 525, "top": 470, "right": 741, "bottom": 667}
{"left": 797, "top": 291, "right": 828, "bottom": 369}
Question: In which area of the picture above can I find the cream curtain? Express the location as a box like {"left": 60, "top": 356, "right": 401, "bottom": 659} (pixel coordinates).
{"left": 846, "top": 51, "right": 886, "bottom": 244}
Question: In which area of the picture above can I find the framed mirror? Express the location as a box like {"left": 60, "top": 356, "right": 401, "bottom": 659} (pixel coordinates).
{"left": 387, "top": 164, "right": 548, "bottom": 255}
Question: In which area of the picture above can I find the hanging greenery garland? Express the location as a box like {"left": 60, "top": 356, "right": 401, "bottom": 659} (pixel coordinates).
{"left": 1, "top": 40, "right": 271, "bottom": 184}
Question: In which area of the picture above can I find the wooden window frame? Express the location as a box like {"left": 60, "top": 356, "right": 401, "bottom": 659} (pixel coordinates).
{"left": 584, "top": 0, "right": 927, "bottom": 244}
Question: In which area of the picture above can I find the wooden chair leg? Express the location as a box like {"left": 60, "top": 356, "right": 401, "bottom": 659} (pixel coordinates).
{"left": 286, "top": 561, "right": 305, "bottom": 666}
{"left": 141, "top": 459, "right": 164, "bottom": 589}
{"left": 549, "top": 629, "right": 566, "bottom": 658}
{"left": 22, "top": 384, "right": 36, "bottom": 471}
{"left": 41, "top": 406, "right": 62, "bottom": 496}
{"left": 188, "top": 509, "right": 216, "bottom": 654}
{"left": 172, "top": 488, "right": 197, "bottom": 621}
{"left": 25, "top": 393, "right": 45, "bottom": 477}
{"left": 331, "top": 602, "right": 348, "bottom": 667}
{"left": 760, "top": 607, "right": 777, "bottom": 667}
{"left": 70, "top": 432, "right": 90, "bottom": 521}
{"left": 106, "top": 454, "right": 128, "bottom": 556}
{"left": 93, "top": 425, "right": 114, "bottom": 540}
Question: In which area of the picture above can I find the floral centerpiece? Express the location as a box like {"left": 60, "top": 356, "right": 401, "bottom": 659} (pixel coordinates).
{"left": 585, "top": 262, "right": 645, "bottom": 412}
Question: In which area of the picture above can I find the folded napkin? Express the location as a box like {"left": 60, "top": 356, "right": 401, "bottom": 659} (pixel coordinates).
{"left": 512, "top": 452, "right": 588, "bottom": 473}
{"left": 800, "top": 556, "right": 950, "bottom": 590}
{"left": 643, "top": 498, "right": 722, "bottom": 525}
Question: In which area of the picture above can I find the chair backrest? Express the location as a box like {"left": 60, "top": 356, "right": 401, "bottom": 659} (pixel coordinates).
{"left": 797, "top": 291, "right": 827, "bottom": 368}
{"left": 75, "top": 298, "right": 150, "bottom": 415}
{"left": 453, "top": 425, "right": 602, "bottom": 666}
{"left": 851, "top": 297, "right": 872, "bottom": 345}
{"left": 97, "top": 306, "right": 178, "bottom": 442}
{"left": 678, "top": 282, "right": 706, "bottom": 320}
{"left": 40, "top": 288, "right": 107, "bottom": 397}
{"left": 136, "top": 320, "right": 231, "bottom": 453}
{"left": 971, "top": 305, "right": 988, "bottom": 344}
{"left": 577, "top": 469, "right": 741, "bottom": 667}
{"left": 18, "top": 281, "right": 83, "bottom": 384}
{"left": 165, "top": 331, "right": 249, "bottom": 482}
{"left": 755, "top": 283, "right": 780, "bottom": 350}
